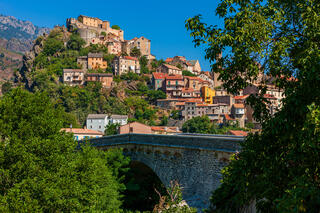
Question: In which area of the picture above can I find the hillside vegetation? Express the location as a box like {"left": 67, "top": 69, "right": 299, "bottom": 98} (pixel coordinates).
{"left": 16, "top": 27, "right": 167, "bottom": 126}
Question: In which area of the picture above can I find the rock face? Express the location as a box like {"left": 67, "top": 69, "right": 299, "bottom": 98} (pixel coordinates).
{"left": 16, "top": 26, "right": 70, "bottom": 90}
{"left": 0, "top": 14, "right": 50, "bottom": 53}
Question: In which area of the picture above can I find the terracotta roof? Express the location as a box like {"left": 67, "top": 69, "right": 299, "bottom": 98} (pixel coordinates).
{"left": 182, "top": 88, "right": 194, "bottom": 92}
{"left": 184, "top": 76, "right": 200, "bottom": 80}
{"left": 123, "top": 56, "right": 138, "bottom": 61}
{"left": 197, "top": 104, "right": 209, "bottom": 107}
{"left": 163, "top": 63, "right": 181, "bottom": 70}
{"left": 228, "top": 130, "right": 248, "bottom": 136}
{"left": 165, "top": 58, "right": 173, "bottom": 63}
{"left": 233, "top": 104, "right": 245, "bottom": 108}
{"left": 153, "top": 72, "right": 168, "bottom": 80}
{"left": 234, "top": 95, "right": 249, "bottom": 100}
{"left": 175, "top": 102, "right": 185, "bottom": 106}
{"left": 166, "top": 74, "right": 184, "bottom": 80}
{"left": 61, "top": 128, "right": 104, "bottom": 135}
{"left": 224, "top": 114, "right": 235, "bottom": 120}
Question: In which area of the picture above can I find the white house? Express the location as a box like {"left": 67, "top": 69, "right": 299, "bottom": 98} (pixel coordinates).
{"left": 109, "top": 115, "right": 128, "bottom": 126}
{"left": 86, "top": 114, "right": 109, "bottom": 133}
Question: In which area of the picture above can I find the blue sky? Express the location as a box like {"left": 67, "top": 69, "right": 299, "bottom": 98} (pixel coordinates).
{"left": 0, "top": 0, "right": 223, "bottom": 70}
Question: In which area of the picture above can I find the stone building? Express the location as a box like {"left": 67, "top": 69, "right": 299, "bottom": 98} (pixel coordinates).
{"left": 88, "top": 53, "right": 107, "bottom": 70}
{"left": 152, "top": 72, "right": 167, "bottom": 90}
{"left": 198, "top": 71, "right": 214, "bottom": 87}
{"left": 66, "top": 15, "right": 124, "bottom": 45}
{"left": 107, "top": 39, "right": 122, "bottom": 55}
{"left": 157, "top": 64, "right": 182, "bottom": 75}
{"left": 63, "top": 69, "right": 85, "bottom": 86}
{"left": 165, "top": 56, "right": 202, "bottom": 75}
{"left": 77, "top": 56, "right": 88, "bottom": 69}
{"left": 164, "top": 75, "right": 184, "bottom": 98}
{"left": 113, "top": 56, "right": 140, "bottom": 75}
{"left": 122, "top": 36, "right": 151, "bottom": 57}
{"left": 86, "top": 73, "right": 113, "bottom": 88}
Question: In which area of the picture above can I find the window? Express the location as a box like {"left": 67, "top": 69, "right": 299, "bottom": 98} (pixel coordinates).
{"left": 99, "top": 126, "right": 101, "bottom": 129}
{"left": 90, "top": 125, "right": 92, "bottom": 128}
{"left": 129, "top": 127, "right": 133, "bottom": 133}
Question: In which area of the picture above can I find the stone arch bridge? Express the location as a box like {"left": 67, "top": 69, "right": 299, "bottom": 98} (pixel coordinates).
{"left": 88, "top": 133, "right": 243, "bottom": 210}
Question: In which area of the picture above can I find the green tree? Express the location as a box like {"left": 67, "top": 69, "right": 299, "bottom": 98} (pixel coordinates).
{"left": 1, "top": 81, "right": 12, "bottom": 94}
{"left": 43, "top": 37, "right": 64, "bottom": 56}
{"left": 130, "top": 47, "right": 141, "bottom": 58}
{"left": 182, "top": 116, "right": 212, "bottom": 134}
{"left": 67, "top": 33, "right": 86, "bottom": 51}
{"left": 160, "top": 115, "right": 168, "bottom": 126}
{"left": 105, "top": 123, "right": 120, "bottom": 136}
{"left": 0, "top": 88, "right": 128, "bottom": 212}
{"left": 186, "top": 0, "right": 320, "bottom": 212}
{"left": 147, "top": 89, "right": 166, "bottom": 104}
{"left": 111, "top": 25, "right": 121, "bottom": 30}
{"left": 182, "top": 70, "right": 196, "bottom": 77}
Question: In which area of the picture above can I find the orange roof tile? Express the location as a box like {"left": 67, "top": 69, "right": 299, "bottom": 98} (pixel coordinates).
{"left": 229, "top": 130, "right": 248, "bottom": 136}
{"left": 61, "top": 128, "right": 104, "bottom": 135}
{"left": 165, "top": 58, "right": 173, "bottom": 63}
{"left": 234, "top": 104, "right": 245, "bottom": 108}
{"left": 234, "top": 95, "right": 249, "bottom": 100}
{"left": 175, "top": 102, "right": 185, "bottom": 106}
{"left": 163, "top": 63, "right": 181, "bottom": 70}
{"left": 153, "top": 72, "right": 168, "bottom": 79}
{"left": 224, "top": 114, "right": 235, "bottom": 121}
{"left": 124, "top": 56, "right": 138, "bottom": 61}
{"left": 197, "top": 104, "right": 209, "bottom": 107}
{"left": 166, "top": 74, "right": 184, "bottom": 80}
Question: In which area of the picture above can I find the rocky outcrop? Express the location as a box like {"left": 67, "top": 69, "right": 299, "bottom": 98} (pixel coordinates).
{"left": 0, "top": 14, "right": 50, "bottom": 53}
{"left": 16, "top": 26, "right": 69, "bottom": 90}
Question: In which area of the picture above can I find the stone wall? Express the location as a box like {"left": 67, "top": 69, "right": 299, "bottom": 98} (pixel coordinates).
{"left": 88, "top": 134, "right": 243, "bottom": 210}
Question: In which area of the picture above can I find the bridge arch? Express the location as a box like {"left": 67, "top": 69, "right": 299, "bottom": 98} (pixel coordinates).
{"left": 89, "top": 133, "right": 242, "bottom": 210}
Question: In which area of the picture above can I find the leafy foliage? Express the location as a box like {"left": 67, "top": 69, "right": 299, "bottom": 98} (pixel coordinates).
{"left": 130, "top": 47, "right": 141, "bottom": 58}
{"left": 186, "top": 0, "right": 320, "bottom": 212}
{"left": 105, "top": 123, "right": 120, "bottom": 136}
{"left": 182, "top": 70, "right": 196, "bottom": 77}
{"left": 111, "top": 25, "right": 121, "bottom": 30}
{"left": 67, "top": 33, "right": 86, "bottom": 51}
{"left": 0, "top": 88, "right": 128, "bottom": 212}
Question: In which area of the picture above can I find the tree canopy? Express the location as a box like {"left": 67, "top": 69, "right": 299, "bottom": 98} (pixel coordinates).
{"left": 0, "top": 88, "right": 129, "bottom": 212}
{"left": 186, "top": 0, "right": 320, "bottom": 212}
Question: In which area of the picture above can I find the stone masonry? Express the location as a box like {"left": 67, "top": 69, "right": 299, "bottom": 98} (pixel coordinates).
{"left": 87, "top": 133, "right": 242, "bottom": 210}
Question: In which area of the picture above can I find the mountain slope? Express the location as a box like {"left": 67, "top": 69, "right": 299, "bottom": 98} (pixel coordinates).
{"left": 0, "top": 14, "right": 50, "bottom": 53}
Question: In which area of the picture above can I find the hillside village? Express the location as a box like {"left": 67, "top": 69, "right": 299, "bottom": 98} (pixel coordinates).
{"left": 16, "top": 15, "right": 285, "bottom": 138}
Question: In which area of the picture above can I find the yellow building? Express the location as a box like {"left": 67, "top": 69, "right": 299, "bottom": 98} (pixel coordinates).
{"left": 87, "top": 53, "right": 107, "bottom": 70}
{"left": 201, "top": 86, "right": 215, "bottom": 104}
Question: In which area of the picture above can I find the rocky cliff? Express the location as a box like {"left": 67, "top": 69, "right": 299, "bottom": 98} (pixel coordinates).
{"left": 0, "top": 14, "right": 50, "bottom": 53}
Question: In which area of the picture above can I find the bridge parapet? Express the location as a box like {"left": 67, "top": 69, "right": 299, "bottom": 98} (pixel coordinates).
{"left": 88, "top": 133, "right": 243, "bottom": 153}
